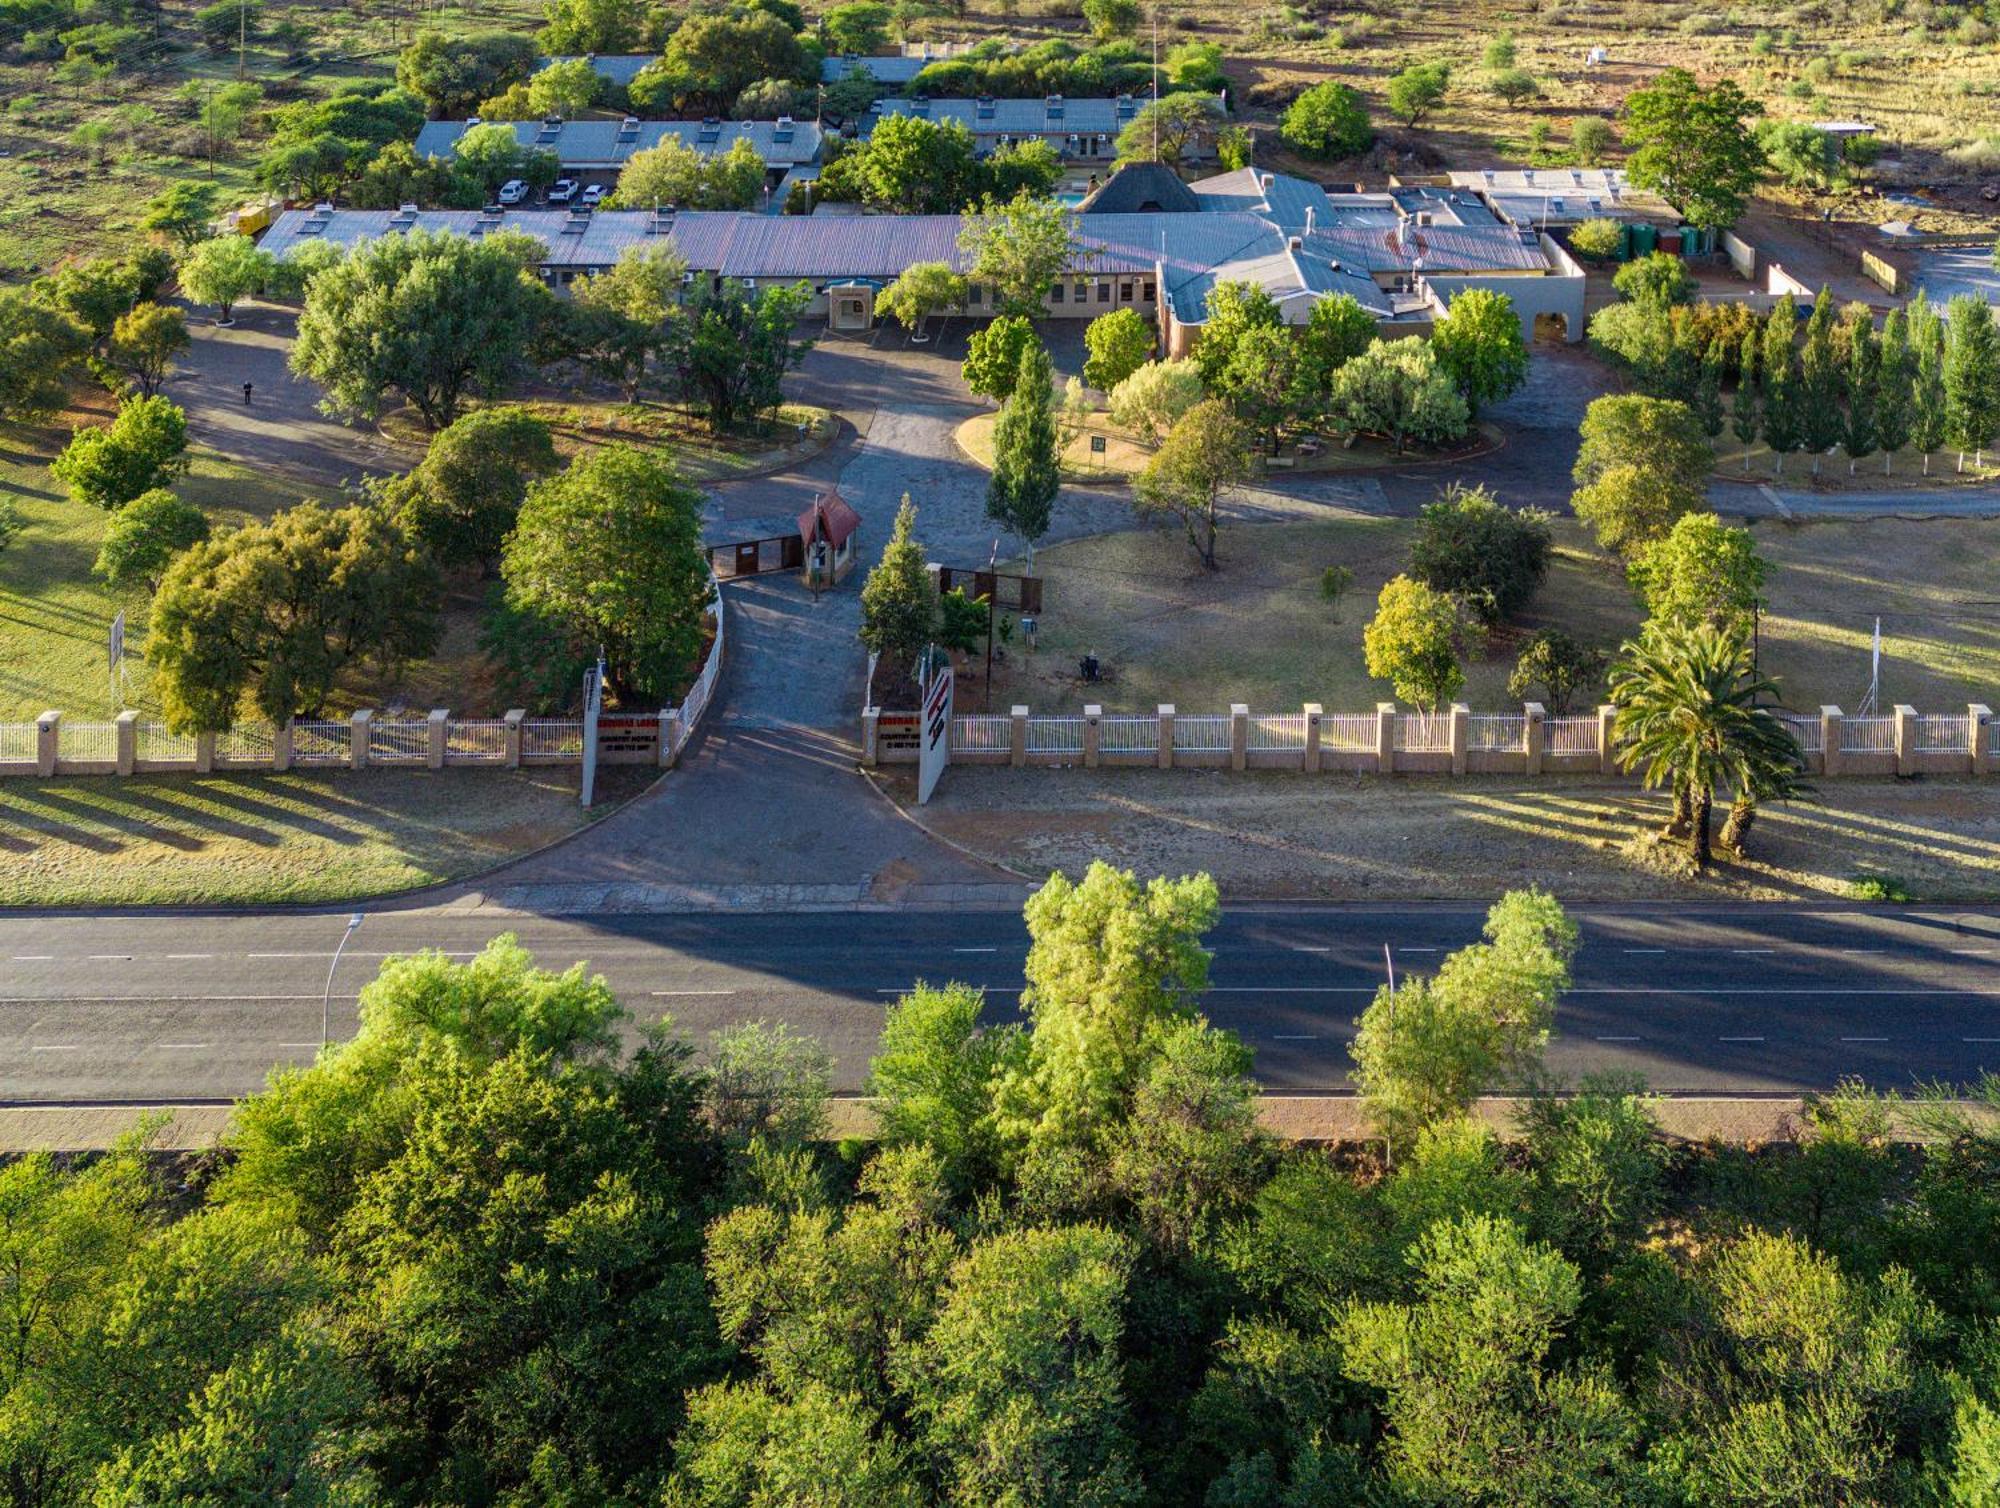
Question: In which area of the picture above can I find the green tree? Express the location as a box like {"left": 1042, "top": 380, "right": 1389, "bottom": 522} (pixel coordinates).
{"left": 879, "top": 261, "right": 968, "bottom": 340}
{"left": 1133, "top": 398, "right": 1252, "bottom": 569}
{"left": 1695, "top": 333, "right": 1726, "bottom": 438}
{"left": 1109, "top": 358, "right": 1204, "bottom": 445}
{"left": 1363, "top": 572, "right": 1476, "bottom": 715}
{"left": 704, "top": 1021, "right": 833, "bottom": 1151}
{"left": 1570, "top": 394, "right": 1712, "bottom": 554}
{"left": 959, "top": 191, "right": 1072, "bottom": 315}
{"left": 0, "top": 288, "right": 88, "bottom": 422}
{"left": 962, "top": 314, "right": 1039, "bottom": 402}
{"left": 1083, "top": 307, "right": 1155, "bottom": 392}
{"left": 1114, "top": 94, "right": 1225, "bottom": 169}
{"left": 1330, "top": 337, "right": 1470, "bottom": 452}
{"left": 823, "top": 0, "right": 891, "bottom": 53}
{"left": 1214, "top": 323, "right": 1298, "bottom": 449}
{"left": 146, "top": 502, "right": 438, "bottom": 730}
{"left": 1842, "top": 305, "right": 1879, "bottom": 471}
{"left": 566, "top": 240, "right": 691, "bottom": 400}
{"left": 1408, "top": 481, "right": 1551, "bottom": 625}
{"left": 396, "top": 28, "right": 539, "bottom": 115}
{"left": 1290, "top": 293, "right": 1378, "bottom": 420}
{"left": 1612, "top": 251, "right": 1696, "bottom": 308}
{"left": 1873, "top": 305, "right": 1912, "bottom": 473}
{"left": 176, "top": 233, "right": 273, "bottom": 324}
{"left": 378, "top": 405, "right": 560, "bottom": 571}
{"left": 1758, "top": 119, "right": 1843, "bottom": 189}
{"left": 1798, "top": 291, "right": 1846, "bottom": 467}
{"left": 1386, "top": 60, "right": 1452, "bottom": 126}
{"left": 106, "top": 302, "right": 188, "bottom": 399}
{"left": 526, "top": 56, "right": 601, "bottom": 116}
{"left": 658, "top": 279, "right": 814, "bottom": 430}
{"left": 1759, "top": 294, "right": 1803, "bottom": 472}
{"left": 1348, "top": 889, "right": 1578, "bottom": 1146}
{"left": 92, "top": 488, "right": 209, "bottom": 592}
{"left": 500, "top": 445, "right": 712, "bottom": 703}
{"left": 1083, "top": 0, "right": 1141, "bottom": 39}
{"left": 1568, "top": 217, "right": 1622, "bottom": 261}
{"left": 1192, "top": 280, "right": 1282, "bottom": 389}
{"left": 1943, "top": 293, "right": 2000, "bottom": 465}
{"left": 1621, "top": 68, "right": 1765, "bottom": 230}
{"left": 1507, "top": 628, "right": 1606, "bottom": 715}
{"left": 1609, "top": 617, "right": 1807, "bottom": 867}
{"left": 869, "top": 983, "right": 1021, "bottom": 1192}
{"left": 611, "top": 136, "right": 767, "bottom": 211}
{"left": 1730, "top": 326, "right": 1761, "bottom": 467}
{"left": 1429, "top": 288, "right": 1529, "bottom": 416}
{"left": 858, "top": 495, "right": 940, "bottom": 686}
{"left": 292, "top": 228, "right": 551, "bottom": 429}
{"left": 139, "top": 182, "right": 217, "bottom": 249}
{"left": 538, "top": 0, "right": 646, "bottom": 53}
{"left": 1488, "top": 67, "right": 1539, "bottom": 107}
{"left": 51, "top": 395, "right": 190, "bottom": 509}
{"left": 1908, "top": 291, "right": 1948, "bottom": 472}
{"left": 1338, "top": 1215, "right": 1638, "bottom": 1500}
{"left": 1279, "top": 81, "right": 1373, "bottom": 161}
{"left": 666, "top": 1382, "right": 923, "bottom": 1508}
{"left": 1572, "top": 115, "right": 1616, "bottom": 166}
{"left": 1627, "top": 510, "right": 1766, "bottom": 632}
{"left": 987, "top": 342, "right": 1061, "bottom": 548}
{"left": 850, "top": 114, "right": 986, "bottom": 214}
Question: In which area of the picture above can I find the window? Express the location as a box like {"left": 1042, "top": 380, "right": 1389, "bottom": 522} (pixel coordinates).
{"left": 1119, "top": 281, "right": 1134, "bottom": 303}
{"left": 1096, "top": 282, "right": 1110, "bottom": 303}
{"left": 1142, "top": 280, "right": 1156, "bottom": 302}
{"left": 1072, "top": 282, "right": 1087, "bottom": 302}
{"left": 1051, "top": 283, "right": 1065, "bottom": 304}
{"left": 968, "top": 284, "right": 983, "bottom": 306}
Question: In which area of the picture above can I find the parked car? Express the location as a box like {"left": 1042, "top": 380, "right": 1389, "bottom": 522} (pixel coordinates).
{"left": 547, "top": 178, "right": 579, "bottom": 205}
{"left": 578, "top": 183, "right": 607, "bottom": 209}
{"left": 497, "top": 179, "right": 529, "bottom": 206}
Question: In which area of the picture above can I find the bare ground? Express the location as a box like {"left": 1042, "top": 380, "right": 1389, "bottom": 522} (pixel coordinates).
{"left": 885, "top": 769, "right": 2000, "bottom": 904}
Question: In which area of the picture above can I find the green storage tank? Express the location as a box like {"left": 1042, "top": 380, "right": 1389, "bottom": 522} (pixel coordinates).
{"left": 1628, "top": 222, "right": 1659, "bottom": 257}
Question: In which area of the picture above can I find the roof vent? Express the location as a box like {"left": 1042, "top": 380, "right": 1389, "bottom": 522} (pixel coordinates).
{"left": 466, "top": 115, "right": 482, "bottom": 127}
{"left": 646, "top": 205, "right": 676, "bottom": 235}
{"left": 1304, "top": 206, "right": 1314, "bottom": 235}
{"left": 1046, "top": 93, "right": 1064, "bottom": 119}
{"left": 909, "top": 96, "right": 930, "bottom": 116}
{"left": 1417, "top": 211, "right": 1432, "bottom": 227}
{"left": 1288, "top": 235, "right": 1302, "bottom": 251}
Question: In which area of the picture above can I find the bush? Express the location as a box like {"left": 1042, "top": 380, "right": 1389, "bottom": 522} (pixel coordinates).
{"left": 1678, "top": 11, "right": 1727, "bottom": 31}
{"left": 1569, "top": 217, "right": 1623, "bottom": 260}
{"left": 1572, "top": 115, "right": 1615, "bottom": 166}
{"left": 1408, "top": 482, "right": 1552, "bottom": 625}
{"left": 1280, "top": 80, "right": 1373, "bottom": 162}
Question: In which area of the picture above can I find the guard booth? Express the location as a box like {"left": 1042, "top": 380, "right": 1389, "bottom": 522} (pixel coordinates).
{"left": 799, "top": 490, "right": 862, "bottom": 587}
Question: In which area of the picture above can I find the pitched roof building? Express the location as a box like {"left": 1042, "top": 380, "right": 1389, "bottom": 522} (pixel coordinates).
{"left": 414, "top": 115, "right": 825, "bottom": 173}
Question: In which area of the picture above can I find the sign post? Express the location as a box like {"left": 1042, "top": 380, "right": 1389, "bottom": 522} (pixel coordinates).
{"left": 579, "top": 653, "right": 605, "bottom": 808}
{"left": 917, "top": 648, "right": 952, "bottom": 805}
{"left": 108, "top": 610, "right": 126, "bottom": 708}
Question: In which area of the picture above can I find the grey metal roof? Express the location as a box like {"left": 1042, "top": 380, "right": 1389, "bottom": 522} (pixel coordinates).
{"left": 865, "top": 93, "right": 1171, "bottom": 143}
{"left": 413, "top": 117, "right": 824, "bottom": 170}
{"left": 820, "top": 53, "right": 932, "bottom": 83}
{"left": 1077, "top": 162, "right": 1198, "bottom": 215}
{"left": 541, "top": 54, "right": 658, "bottom": 87}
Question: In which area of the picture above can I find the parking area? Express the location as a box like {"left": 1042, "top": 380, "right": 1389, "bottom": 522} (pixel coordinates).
{"left": 1907, "top": 245, "right": 2000, "bottom": 306}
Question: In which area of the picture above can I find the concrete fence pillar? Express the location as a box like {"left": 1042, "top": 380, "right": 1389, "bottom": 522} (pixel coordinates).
{"left": 1448, "top": 703, "right": 1470, "bottom": 776}
{"left": 115, "top": 710, "right": 138, "bottom": 775}
{"left": 503, "top": 709, "right": 525, "bottom": 769}
{"left": 273, "top": 720, "right": 294, "bottom": 772}
{"left": 1375, "top": 702, "right": 1396, "bottom": 775}
{"left": 35, "top": 711, "right": 58, "bottom": 777}
{"left": 1970, "top": 704, "right": 1991, "bottom": 777}
{"left": 1230, "top": 704, "right": 1249, "bottom": 771}
{"left": 1157, "top": 704, "right": 1175, "bottom": 769}
{"left": 1894, "top": 704, "right": 1918, "bottom": 777}
{"left": 1523, "top": 702, "right": 1544, "bottom": 776}
{"left": 194, "top": 732, "right": 215, "bottom": 774}
{"left": 1083, "top": 704, "right": 1102, "bottom": 769}
{"left": 861, "top": 706, "right": 881, "bottom": 768}
{"left": 1009, "top": 705, "right": 1029, "bottom": 768}
{"left": 1820, "top": 705, "right": 1843, "bottom": 777}
{"left": 1302, "top": 702, "right": 1322, "bottom": 774}
{"left": 426, "top": 709, "right": 448, "bottom": 770}
{"left": 1597, "top": 703, "right": 1619, "bottom": 776}
{"left": 350, "top": 710, "right": 372, "bottom": 771}
{"left": 657, "top": 708, "right": 680, "bottom": 768}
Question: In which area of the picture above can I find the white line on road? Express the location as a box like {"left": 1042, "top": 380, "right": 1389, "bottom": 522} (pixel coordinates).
{"left": 951, "top": 947, "right": 998, "bottom": 954}
{"left": 1951, "top": 949, "right": 1996, "bottom": 956}
{"left": 29, "top": 1044, "right": 77, "bottom": 1052}
{"left": 1840, "top": 948, "right": 1884, "bottom": 955}
{"left": 1841, "top": 1036, "right": 1888, "bottom": 1042}
{"left": 1731, "top": 948, "right": 1775, "bottom": 955}
{"left": 1398, "top": 947, "right": 1439, "bottom": 953}
{"left": 1271, "top": 1033, "right": 1321, "bottom": 1040}
{"left": 1965, "top": 1038, "right": 2000, "bottom": 1043}
{"left": 1570, "top": 987, "right": 2000, "bottom": 996}
{"left": 0, "top": 994, "right": 336, "bottom": 1004}
{"left": 1290, "top": 945, "right": 1331, "bottom": 953}
{"left": 246, "top": 952, "right": 331, "bottom": 959}
{"left": 874, "top": 986, "right": 991, "bottom": 994}
{"left": 1595, "top": 1035, "right": 1641, "bottom": 1041}
{"left": 88, "top": 955, "right": 131, "bottom": 961}
{"left": 8, "top": 956, "right": 52, "bottom": 962}
{"left": 156, "top": 1043, "right": 211, "bottom": 1050}
{"left": 650, "top": 990, "right": 738, "bottom": 997}
{"left": 1719, "top": 1036, "right": 1766, "bottom": 1042}
{"left": 1622, "top": 948, "right": 1666, "bottom": 955}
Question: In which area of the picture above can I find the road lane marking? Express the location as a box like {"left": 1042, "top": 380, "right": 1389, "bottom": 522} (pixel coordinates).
{"left": 165, "top": 954, "right": 212, "bottom": 960}
{"left": 1568, "top": 987, "right": 2000, "bottom": 996}
{"left": 0, "top": 994, "right": 334, "bottom": 1003}
{"left": 88, "top": 955, "right": 131, "bottom": 961}
{"left": 1731, "top": 948, "right": 1775, "bottom": 955}
{"left": 1841, "top": 1036, "right": 1888, "bottom": 1042}
{"left": 1965, "top": 1038, "right": 2000, "bottom": 1043}
{"left": 1622, "top": 948, "right": 1666, "bottom": 954}
{"left": 1951, "top": 949, "right": 1996, "bottom": 956}
{"left": 1270, "top": 1033, "right": 1321, "bottom": 1040}
{"left": 1840, "top": 948, "right": 1884, "bottom": 954}
{"left": 1398, "top": 947, "right": 1439, "bottom": 953}
{"left": 1719, "top": 1036, "right": 1765, "bottom": 1042}
{"left": 1290, "top": 945, "right": 1331, "bottom": 953}
{"left": 156, "top": 1043, "right": 212, "bottom": 1050}
{"left": 874, "top": 986, "right": 991, "bottom": 994}
{"left": 29, "top": 1044, "right": 77, "bottom": 1052}
{"left": 247, "top": 952, "right": 330, "bottom": 959}
{"left": 9, "top": 956, "right": 52, "bottom": 962}
{"left": 952, "top": 947, "right": 998, "bottom": 954}
{"left": 1595, "top": 1035, "right": 1640, "bottom": 1041}
{"left": 650, "top": 990, "right": 738, "bottom": 997}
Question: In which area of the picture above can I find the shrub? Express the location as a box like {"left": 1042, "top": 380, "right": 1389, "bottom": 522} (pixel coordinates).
{"left": 1408, "top": 482, "right": 1552, "bottom": 624}
{"left": 1569, "top": 217, "right": 1623, "bottom": 260}
{"left": 1678, "top": 11, "right": 1728, "bottom": 32}
{"left": 1280, "top": 80, "right": 1373, "bottom": 161}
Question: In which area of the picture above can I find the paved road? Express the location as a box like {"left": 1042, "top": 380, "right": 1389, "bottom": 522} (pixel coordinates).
{"left": 2, "top": 904, "right": 1997, "bottom": 1104}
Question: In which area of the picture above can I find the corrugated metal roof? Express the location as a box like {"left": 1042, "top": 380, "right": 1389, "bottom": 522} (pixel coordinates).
{"left": 820, "top": 54, "right": 932, "bottom": 83}
{"left": 541, "top": 54, "right": 657, "bottom": 86}
{"left": 414, "top": 118, "right": 824, "bottom": 169}
{"left": 865, "top": 93, "right": 1192, "bottom": 143}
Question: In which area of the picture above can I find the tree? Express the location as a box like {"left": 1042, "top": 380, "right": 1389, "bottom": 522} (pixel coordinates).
{"left": 1134, "top": 399, "right": 1251, "bottom": 569}
{"left": 1338, "top": 1215, "right": 1638, "bottom": 1500}
{"left": 1386, "top": 61, "right": 1452, "bottom": 127}
{"left": 1429, "top": 289, "right": 1529, "bottom": 417}
{"left": 52, "top": 395, "right": 190, "bottom": 509}
{"left": 823, "top": 0, "right": 891, "bottom": 53}
{"left": 1363, "top": 573, "right": 1476, "bottom": 716}
{"left": 1083, "top": 0, "right": 1140, "bottom": 40}
{"left": 858, "top": 495, "right": 940, "bottom": 686}
{"left": 501, "top": 445, "right": 713, "bottom": 703}
{"left": 1612, "top": 251, "right": 1696, "bottom": 308}
{"left": 959, "top": 191, "right": 1072, "bottom": 315}
{"left": 1798, "top": 290, "right": 1846, "bottom": 467}
{"left": 379, "top": 406, "right": 560, "bottom": 572}
{"left": 526, "top": 56, "right": 602, "bottom": 116}
{"left": 1114, "top": 94, "right": 1224, "bottom": 169}
{"left": 1758, "top": 119, "right": 1843, "bottom": 189}
{"left": 146, "top": 502, "right": 438, "bottom": 730}
{"left": 0, "top": 288, "right": 88, "bottom": 421}
{"left": 658, "top": 279, "right": 814, "bottom": 431}
{"left": 1759, "top": 294, "right": 1803, "bottom": 472}
{"left": 1330, "top": 338, "right": 1471, "bottom": 452}
{"left": 450, "top": 121, "right": 561, "bottom": 199}
{"left": 538, "top": 0, "right": 646, "bottom": 54}
{"left": 0, "top": 501, "right": 22, "bottom": 557}
{"left": 1409, "top": 482, "right": 1551, "bottom": 625}
{"left": 1291, "top": 294, "right": 1378, "bottom": 419}
{"left": 961, "top": 314, "right": 1039, "bottom": 402}
{"left": 1610, "top": 618, "right": 1806, "bottom": 867}
{"left": 879, "top": 261, "right": 967, "bottom": 340}
{"left": 1508, "top": 629, "right": 1606, "bottom": 715}
{"left": 1943, "top": 293, "right": 2000, "bottom": 466}
{"left": 140, "top": 182, "right": 217, "bottom": 249}
{"left": 176, "top": 233, "right": 272, "bottom": 324}
{"left": 93, "top": 488, "right": 209, "bottom": 592}
{"left": 566, "top": 240, "right": 690, "bottom": 400}
{"left": 1873, "top": 306, "right": 1912, "bottom": 474}
{"left": 1214, "top": 323, "right": 1297, "bottom": 449}
{"left": 1695, "top": 334, "right": 1726, "bottom": 438}
{"left": 869, "top": 982, "right": 1020, "bottom": 1192}
{"left": 842, "top": 116, "right": 985, "bottom": 214}
{"left": 668, "top": 1383, "right": 923, "bottom": 1508}
{"left": 1909, "top": 292, "right": 1948, "bottom": 473}
{"left": 1192, "top": 281, "right": 1282, "bottom": 389}
{"left": 1109, "top": 359, "right": 1204, "bottom": 445}
{"left": 987, "top": 343, "right": 1061, "bottom": 548}
{"left": 1572, "top": 115, "right": 1616, "bottom": 166}
{"left": 1621, "top": 68, "right": 1765, "bottom": 230}
{"left": 704, "top": 1021, "right": 833, "bottom": 1149}
{"left": 107, "top": 302, "right": 188, "bottom": 398}
{"left": 292, "top": 228, "right": 551, "bottom": 429}
{"left": 1842, "top": 305, "right": 1879, "bottom": 471}
{"left": 1628, "top": 511, "right": 1766, "bottom": 632}
{"left": 1730, "top": 327, "right": 1761, "bottom": 467}
{"left": 611, "top": 137, "right": 766, "bottom": 211}
{"left": 1083, "top": 307, "right": 1155, "bottom": 392}
{"left": 1488, "top": 67, "right": 1539, "bottom": 107}
{"left": 1280, "top": 81, "right": 1373, "bottom": 162}
{"left": 1569, "top": 217, "right": 1622, "bottom": 261}
{"left": 396, "top": 29, "right": 538, "bottom": 115}
{"left": 1570, "top": 394, "right": 1712, "bottom": 554}
{"left": 1349, "top": 889, "right": 1578, "bottom": 1145}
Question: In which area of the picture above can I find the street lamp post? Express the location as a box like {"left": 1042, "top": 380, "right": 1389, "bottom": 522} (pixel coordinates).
{"left": 322, "top": 912, "right": 364, "bottom": 1049}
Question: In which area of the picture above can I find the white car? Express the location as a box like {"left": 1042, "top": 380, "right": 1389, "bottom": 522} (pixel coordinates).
{"left": 547, "top": 178, "right": 579, "bottom": 205}
{"left": 579, "top": 183, "right": 607, "bottom": 209}
{"left": 497, "top": 179, "right": 530, "bottom": 205}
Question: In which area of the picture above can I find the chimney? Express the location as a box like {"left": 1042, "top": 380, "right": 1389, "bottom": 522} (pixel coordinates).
{"left": 1304, "top": 206, "right": 1315, "bottom": 235}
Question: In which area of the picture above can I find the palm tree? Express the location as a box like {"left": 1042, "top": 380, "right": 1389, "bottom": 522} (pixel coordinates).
{"left": 1609, "top": 619, "right": 1810, "bottom": 869}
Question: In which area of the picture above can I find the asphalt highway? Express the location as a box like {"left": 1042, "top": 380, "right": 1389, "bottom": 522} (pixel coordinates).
{"left": 1, "top": 904, "right": 1998, "bottom": 1103}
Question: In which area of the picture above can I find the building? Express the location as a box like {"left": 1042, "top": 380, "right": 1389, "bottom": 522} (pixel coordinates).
{"left": 819, "top": 53, "right": 934, "bottom": 86}
{"left": 862, "top": 94, "right": 1184, "bottom": 166}
{"left": 414, "top": 116, "right": 825, "bottom": 182}
{"left": 1442, "top": 167, "right": 1677, "bottom": 228}
{"left": 540, "top": 54, "right": 658, "bottom": 89}
{"left": 259, "top": 165, "right": 1585, "bottom": 349}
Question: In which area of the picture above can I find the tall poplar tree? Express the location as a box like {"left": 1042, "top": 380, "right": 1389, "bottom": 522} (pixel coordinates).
{"left": 1730, "top": 328, "right": 1760, "bottom": 470}
{"left": 1758, "top": 296, "right": 1801, "bottom": 476}
{"left": 1842, "top": 307, "right": 1878, "bottom": 474}
{"left": 1695, "top": 335, "right": 1726, "bottom": 439}
{"left": 1908, "top": 291, "right": 1948, "bottom": 473}
{"left": 1798, "top": 290, "right": 1844, "bottom": 472}
{"left": 985, "top": 343, "right": 1061, "bottom": 552}
{"left": 1943, "top": 293, "right": 2000, "bottom": 468}
{"left": 1873, "top": 306, "right": 1912, "bottom": 476}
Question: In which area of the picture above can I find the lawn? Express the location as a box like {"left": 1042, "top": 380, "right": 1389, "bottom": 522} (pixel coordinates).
{"left": 0, "top": 764, "right": 651, "bottom": 907}
{"left": 982, "top": 509, "right": 2000, "bottom": 717}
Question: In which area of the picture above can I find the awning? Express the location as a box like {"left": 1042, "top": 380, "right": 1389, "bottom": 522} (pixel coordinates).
{"left": 799, "top": 490, "right": 862, "bottom": 550}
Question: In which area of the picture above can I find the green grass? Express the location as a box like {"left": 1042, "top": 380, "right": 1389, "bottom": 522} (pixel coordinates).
{"left": 0, "top": 764, "right": 650, "bottom": 907}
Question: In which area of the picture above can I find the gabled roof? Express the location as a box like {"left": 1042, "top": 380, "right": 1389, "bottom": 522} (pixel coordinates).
{"left": 414, "top": 117, "right": 824, "bottom": 170}
{"left": 540, "top": 54, "right": 658, "bottom": 86}
{"left": 1077, "top": 162, "right": 1199, "bottom": 215}
{"left": 800, "top": 490, "right": 862, "bottom": 549}
{"left": 819, "top": 53, "right": 933, "bottom": 83}
{"left": 865, "top": 93, "right": 1183, "bottom": 143}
